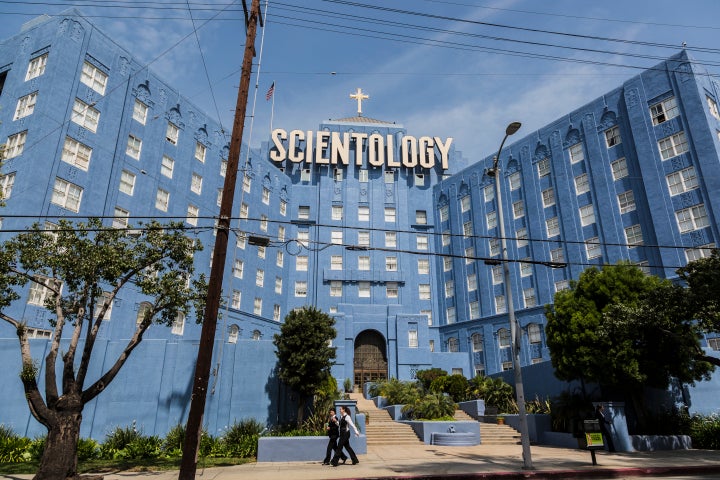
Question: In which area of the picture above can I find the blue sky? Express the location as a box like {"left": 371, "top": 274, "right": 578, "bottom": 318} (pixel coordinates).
{"left": 3, "top": 0, "right": 720, "bottom": 158}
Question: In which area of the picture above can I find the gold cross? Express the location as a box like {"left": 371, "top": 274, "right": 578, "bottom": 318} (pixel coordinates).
{"left": 349, "top": 87, "right": 369, "bottom": 116}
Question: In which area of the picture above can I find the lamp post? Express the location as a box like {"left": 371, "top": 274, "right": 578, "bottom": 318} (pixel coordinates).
{"left": 488, "top": 121, "right": 533, "bottom": 469}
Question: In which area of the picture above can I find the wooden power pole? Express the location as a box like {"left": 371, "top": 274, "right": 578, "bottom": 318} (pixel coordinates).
{"left": 179, "top": 0, "right": 262, "bottom": 477}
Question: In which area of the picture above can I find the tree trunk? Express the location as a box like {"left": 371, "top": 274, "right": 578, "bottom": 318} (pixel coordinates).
{"left": 34, "top": 404, "right": 82, "bottom": 480}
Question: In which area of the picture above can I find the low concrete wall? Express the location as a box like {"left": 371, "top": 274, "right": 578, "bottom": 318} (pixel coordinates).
{"left": 499, "top": 414, "right": 551, "bottom": 444}
{"left": 385, "top": 404, "right": 406, "bottom": 421}
{"left": 458, "top": 399, "right": 485, "bottom": 419}
{"left": 404, "top": 421, "right": 479, "bottom": 445}
{"left": 540, "top": 431, "right": 579, "bottom": 449}
{"left": 631, "top": 435, "right": 692, "bottom": 451}
{"left": 257, "top": 435, "right": 367, "bottom": 462}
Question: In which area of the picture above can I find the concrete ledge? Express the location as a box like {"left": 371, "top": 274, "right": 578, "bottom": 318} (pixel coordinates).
{"left": 403, "top": 420, "right": 480, "bottom": 445}
{"left": 257, "top": 434, "right": 367, "bottom": 462}
{"left": 431, "top": 431, "right": 479, "bottom": 446}
{"left": 631, "top": 434, "right": 692, "bottom": 451}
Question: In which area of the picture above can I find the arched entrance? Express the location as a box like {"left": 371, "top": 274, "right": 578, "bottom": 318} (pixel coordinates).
{"left": 353, "top": 330, "right": 388, "bottom": 387}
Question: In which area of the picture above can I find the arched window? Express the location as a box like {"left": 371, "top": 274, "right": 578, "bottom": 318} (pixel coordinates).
{"left": 528, "top": 323, "right": 542, "bottom": 344}
{"left": 448, "top": 337, "right": 459, "bottom": 352}
{"left": 498, "top": 328, "right": 510, "bottom": 348}
{"left": 136, "top": 302, "right": 152, "bottom": 325}
{"left": 252, "top": 329, "right": 261, "bottom": 340}
{"left": 228, "top": 324, "right": 239, "bottom": 344}
{"left": 471, "top": 333, "right": 483, "bottom": 352}
{"left": 171, "top": 312, "right": 185, "bottom": 336}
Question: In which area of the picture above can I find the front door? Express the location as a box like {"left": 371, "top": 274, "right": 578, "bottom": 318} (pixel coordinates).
{"left": 353, "top": 330, "right": 388, "bottom": 387}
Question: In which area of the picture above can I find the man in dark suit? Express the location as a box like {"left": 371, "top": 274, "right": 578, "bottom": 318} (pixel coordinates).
{"left": 322, "top": 409, "right": 345, "bottom": 465}
{"left": 331, "top": 405, "right": 360, "bottom": 466}
{"left": 595, "top": 404, "right": 616, "bottom": 452}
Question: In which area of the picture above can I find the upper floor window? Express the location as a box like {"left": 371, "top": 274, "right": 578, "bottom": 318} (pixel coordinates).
{"left": 484, "top": 184, "right": 494, "bottom": 202}
{"left": 471, "top": 333, "right": 483, "bottom": 352}
{"left": 512, "top": 200, "right": 525, "bottom": 219}
{"left": 195, "top": 142, "right": 206, "bottom": 163}
{"left": 579, "top": 204, "right": 596, "bottom": 226}
{"left": 569, "top": 143, "right": 584, "bottom": 164}
{"left": 415, "top": 210, "right": 427, "bottom": 224}
{"left": 155, "top": 188, "right": 169, "bottom": 212}
{"left": 418, "top": 258, "right": 430, "bottom": 274}
{"left": 359, "top": 169, "right": 368, "bottom": 182}
{"left": 161, "top": 155, "right": 174, "bottom": 178}
{"left": 191, "top": 173, "right": 203, "bottom": 195}
{"left": 658, "top": 131, "right": 689, "bottom": 160}
{"left": 546, "top": 217, "right": 560, "bottom": 238}
{"left": 676, "top": 204, "right": 709, "bottom": 233}
{"left": 408, "top": 330, "right": 418, "bottom": 348}
{"left": 439, "top": 205, "right": 449, "bottom": 222}
{"left": 542, "top": 187, "right": 555, "bottom": 207}
{"left": 486, "top": 211, "right": 497, "bottom": 229}
{"left": 384, "top": 170, "right": 395, "bottom": 183}
{"left": 707, "top": 95, "right": 720, "bottom": 120}
{"left": 650, "top": 96, "right": 679, "bottom": 125}
{"left": 416, "top": 234, "right": 428, "bottom": 250}
{"left": 25, "top": 53, "right": 48, "bottom": 81}
{"left": 537, "top": 158, "right": 550, "bottom": 177}
{"left": 605, "top": 126, "right": 621, "bottom": 148}
{"left": 585, "top": 237, "right": 601, "bottom": 260}
{"left": 71, "top": 98, "right": 100, "bottom": 132}
{"left": 509, "top": 171, "right": 521, "bottom": 190}
{"left": 51, "top": 178, "right": 83, "bottom": 212}
{"left": 0, "top": 173, "right": 16, "bottom": 200}
{"left": 528, "top": 323, "right": 542, "bottom": 344}
{"left": 119, "top": 170, "right": 136, "bottom": 195}
{"left": 461, "top": 195, "right": 471, "bottom": 212}
{"left": 611, "top": 157, "right": 628, "bottom": 180}
{"left": 126, "top": 135, "right": 142, "bottom": 160}
{"left": 301, "top": 169, "right": 311, "bottom": 182}
{"left": 166, "top": 123, "right": 179, "bottom": 145}
{"left": 617, "top": 190, "right": 636, "bottom": 214}
{"left": 133, "top": 99, "right": 148, "bottom": 124}
{"left": 14, "top": 92, "right": 38, "bottom": 120}
{"left": 280, "top": 200, "right": 287, "bottom": 216}
{"left": 5, "top": 131, "right": 27, "bottom": 159}
{"left": 262, "top": 187, "right": 270, "bottom": 205}
{"left": 80, "top": 61, "right": 108, "bottom": 95}
{"left": 384, "top": 207, "right": 396, "bottom": 223}
{"left": 415, "top": 173, "right": 425, "bottom": 186}
{"left": 574, "top": 173, "right": 590, "bottom": 195}
{"left": 498, "top": 328, "right": 511, "bottom": 347}
{"left": 666, "top": 166, "right": 698, "bottom": 196}
{"left": 61, "top": 137, "right": 92, "bottom": 171}
{"left": 625, "top": 224, "right": 643, "bottom": 247}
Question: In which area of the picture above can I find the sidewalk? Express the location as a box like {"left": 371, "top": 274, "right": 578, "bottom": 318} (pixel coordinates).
{"left": 11, "top": 443, "right": 718, "bottom": 480}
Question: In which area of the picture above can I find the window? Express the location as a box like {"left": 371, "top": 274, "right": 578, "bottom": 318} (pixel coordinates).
{"left": 242, "top": 174, "right": 251, "bottom": 193}
{"left": 495, "top": 295, "right": 506, "bottom": 314}
{"left": 463, "top": 221, "right": 473, "bottom": 238}
{"left": 442, "top": 231, "right": 451, "bottom": 247}
{"left": 528, "top": 324, "right": 542, "bottom": 344}
{"left": 416, "top": 234, "right": 428, "bottom": 250}
{"left": 461, "top": 195, "right": 471, "bottom": 212}
{"left": 25, "top": 53, "right": 48, "bottom": 80}
{"left": 707, "top": 95, "right": 720, "bottom": 120}
{"left": 276, "top": 251, "right": 284, "bottom": 267}
{"left": 418, "top": 258, "right": 429, "bottom": 274}
{"left": 358, "top": 256, "right": 370, "bottom": 270}
{"left": 489, "top": 238, "right": 500, "bottom": 257}
{"left": 28, "top": 275, "right": 55, "bottom": 306}
{"left": 486, "top": 211, "right": 497, "bottom": 229}
{"left": 334, "top": 168, "right": 343, "bottom": 181}
{"left": 512, "top": 201, "right": 524, "bottom": 219}
{"left": 650, "top": 96, "right": 679, "bottom": 125}
{"left": 585, "top": 237, "right": 601, "bottom": 259}
{"left": 537, "top": 158, "right": 550, "bottom": 177}
{"left": 386, "top": 256, "right": 397, "bottom": 271}
{"left": 233, "top": 259, "right": 244, "bottom": 278}
{"left": 573, "top": 173, "right": 589, "bottom": 195}
{"left": 509, "top": 171, "right": 521, "bottom": 190}
{"left": 191, "top": 173, "right": 203, "bottom": 194}
{"left": 115, "top": 171, "right": 136, "bottom": 197}
{"left": 112, "top": 207, "right": 129, "bottom": 229}
{"left": 275, "top": 276, "right": 283, "bottom": 294}
{"left": 471, "top": 333, "right": 483, "bottom": 353}
{"left": 274, "top": 305, "right": 281, "bottom": 321}
{"left": 359, "top": 169, "right": 368, "bottom": 182}
{"left": 467, "top": 273, "right": 477, "bottom": 292}
{"left": 237, "top": 232, "right": 247, "bottom": 249}
{"left": 444, "top": 280, "right": 454, "bottom": 298}
{"left": 357, "top": 205, "right": 369, "bottom": 222}
{"left": 61, "top": 137, "right": 92, "bottom": 170}
{"left": 298, "top": 205, "right": 310, "bottom": 219}
{"left": 419, "top": 284, "right": 431, "bottom": 300}
{"left": 523, "top": 288, "right": 536, "bottom": 308}
{"left": 126, "top": 135, "right": 142, "bottom": 159}
{"left": 0, "top": 172, "right": 15, "bottom": 200}
{"left": 516, "top": 227, "right": 528, "bottom": 248}
{"left": 384, "top": 170, "right": 394, "bottom": 183}
{"left": 408, "top": 330, "right": 418, "bottom": 348}
{"left": 555, "top": 280, "right": 570, "bottom": 292}
{"left": 618, "top": 190, "right": 636, "bottom": 213}
{"left": 252, "top": 330, "right": 262, "bottom": 340}
{"left": 625, "top": 224, "right": 643, "bottom": 247}
{"left": 301, "top": 169, "right": 311, "bottom": 182}
{"left": 676, "top": 204, "right": 709, "bottom": 233}
{"left": 332, "top": 205, "right": 343, "bottom": 221}
{"left": 70, "top": 98, "right": 100, "bottom": 132}
{"left": 331, "top": 230, "right": 342, "bottom": 244}
{"left": 666, "top": 166, "right": 698, "bottom": 196}
{"left": 611, "top": 157, "right": 628, "bottom": 180}
{"left": 295, "top": 281, "right": 307, "bottom": 297}
{"left": 386, "top": 282, "right": 398, "bottom": 298}
{"left": 569, "top": 143, "right": 584, "bottom": 164}
{"left": 421, "top": 309, "right": 433, "bottom": 325}
{"left": 443, "top": 257, "right": 453, "bottom": 272}
{"left": 5, "top": 131, "right": 27, "bottom": 159}
{"left": 358, "top": 231, "right": 370, "bottom": 246}
{"left": 579, "top": 204, "right": 595, "bottom": 226}
{"left": 253, "top": 297, "right": 262, "bottom": 315}
{"left": 415, "top": 173, "right": 425, "bottom": 186}
{"left": 542, "top": 188, "right": 555, "bottom": 207}
{"left": 240, "top": 203, "right": 249, "bottom": 219}
{"left": 446, "top": 307, "right": 456, "bottom": 325}
{"left": 492, "top": 265, "right": 503, "bottom": 284}
{"left": 195, "top": 142, "right": 206, "bottom": 163}
{"left": 14, "top": 92, "right": 38, "bottom": 120}
{"left": 550, "top": 248, "right": 565, "bottom": 263}
{"left": 331, "top": 255, "right": 343, "bottom": 270}
{"left": 685, "top": 243, "right": 715, "bottom": 262}
{"left": 25, "top": 328, "right": 52, "bottom": 340}
{"left": 280, "top": 200, "right": 287, "bottom": 216}
{"left": 520, "top": 259, "right": 532, "bottom": 277}
{"left": 484, "top": 185, "right": 495, "bottom": 202}
{"left": 166, "top": 123, "right": 179, "bottom": 145}
{"left": 260, "top": 215, "right": 268, "bottom": 232}
{"left": 605, "top": 126, "right": 621, "bottom": 147}
{"left": 155, "top": 189, "right": 169, "bottom": 211}
{"left": 708, "top": 337, "right": 720, "bottom": 351}
{"left": 133, "top": 99, "right": 148, "bottom": 124}
{"left": 658, "top": 131, "right": 689, "bottom": 160}
{"left": 160, "top": 155, "right": 174, "bottom": 179}
{"left": 415, "top": 210, "right": 427, "bottom": 224}
{"left": 385, "top": 207, "right": 396, "bottom": 223}
{"left": 385, "top": 232, "right": 396, "bottom": 248}
{"left": 498, "top": 328, "right": 511, "bottom": 348}
{"left": 216, "top": 189, "right": 223, "bottom": 207}
{"left": 359, "top": 281, "right": 370, "bottom": 298}
{"left": 296, "top": 256, "right": 308, "bottom": 271}
{"left": 51, "top": 178, "right": 82, "bottom": 212}
{"left": 80, "top": 61, "right": 107, "bottom": 95}
{"left": 439, "top": 205, "right": 449, "bottom": 222}
{"left": 546, "top": 217, "right": 560, "bottom": 238}
{"left": 231, "top": 290, "right": 241, "bottom": 309}
{"left": 278, "top": 226, "right": 286, "bottom": 242}
{"left": 429, "top": 340, "right": 435, "bottom": 352}
{"left": 465, "top": 247, "right": 475, "bottom": 263}
{"left": 170, "top": 312, "right": 185, "bottom": 335}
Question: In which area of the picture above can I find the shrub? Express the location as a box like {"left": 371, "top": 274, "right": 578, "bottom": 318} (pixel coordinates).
{"left": 525, "top": 396, "right": 552, "bottom": 415}
{"left": 415, "top": 368, "right": 448, "bottom": 391}
{"left": 469, "top": 375, "right": 516, "bottom": 413}
{"left": 26, "top": 436, "right": 46, "bottom": 462}
{"left": 429, "top": 374, "right": 469, "bottom": 403}
{"left": 690, "top": 414, "right": 720, "bottom": 449}
{"left": 100, "top": 422, "right": 163, "bottom": 460}
{"left": 0, "top": 435, "right": 31, "bottom": 462}
{"left": 549, "top": 391, "right": 594, "bottom": 434}
{"left": 161, "top": 424, "right": 186, "bottom": 457}
{"left": 402, "top": 393, "right": 456, "bottom": 420}
{"left": 76, "top": 437, "right": 101, "bottom": 461}
{"left": 379, "top": 378, "right": 422, "bottom": 406}
{"left": 215, "top": 419, "right": 264, "bottom": 458}
{"left": 0, "top": 424, "right": 17, "bottom": 441}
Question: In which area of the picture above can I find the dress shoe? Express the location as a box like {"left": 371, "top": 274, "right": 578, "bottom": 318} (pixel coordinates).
{"left": 341, "top": 458, "right": 347, "bottom": 464}
{"left": 352, "top": 460, "right": 359, "bottom": 465}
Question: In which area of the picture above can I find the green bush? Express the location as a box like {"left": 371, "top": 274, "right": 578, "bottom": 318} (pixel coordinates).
{"left": 415, "top": 368, "right": 448, "bottom": 391}
{"left": 402, "top": 393, "right": 456, "bottom": 420}
{"left": 215, "top": 419, "right": 264, "bottom": 458}
{"left": 0, "top": 424, "right": 17, "bottom": 441}
{"left": 690, "top": 414, "right": 720, "bottom": 449}
{"left": 0, "top": 436, "right": 31, "bottom": 462}
{"left": 429, "top": 374, "right": 469, "bottom": 403}
{"left": 26, "top": 436, "right": 46, "bottom": 462}
{"left": 525, "top": 396, "right": 552, "bottom": 415}
{"left": 469, "top": 375, "right": 516, "bottom": 413}
{"left": 378, "top": 378, "right": 422, "bottom": 406}
{"left": 76, "top": 438, "right": 101, "bottom": 461}
{"left": 100, "top": 422, "right": 164, "bottom": 460}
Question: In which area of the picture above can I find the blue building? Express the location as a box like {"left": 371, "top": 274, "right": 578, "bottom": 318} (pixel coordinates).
{"left": 0, "top": 11, "right": 718, "bottom": 438}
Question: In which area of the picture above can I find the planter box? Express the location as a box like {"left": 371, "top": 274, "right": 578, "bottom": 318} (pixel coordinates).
{"left": 257, "top": 435, "right": 366, "bottom": 462}
{"left": 500, "top": 414, "right": 551, "bottom": 443}
{"left": 631, "top": 435, "right": 692, "bottom": 451}
{"left": 458, "top": 399, "right": 485, "bottom": 419}
{"left": 385, "top": 404, "right": 406, "bottom": 421}
{"left": 403, "top": 421, "right": 479, "bottom": 445}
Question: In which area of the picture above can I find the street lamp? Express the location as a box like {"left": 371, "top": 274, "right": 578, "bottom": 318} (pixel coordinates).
{"left": 487, "top": 121, "right": 533, "bottom": 469}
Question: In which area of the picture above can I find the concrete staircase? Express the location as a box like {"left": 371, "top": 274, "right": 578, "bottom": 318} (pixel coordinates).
{"left": 349, "top": 393, "right": 422, "bottom": 446}
{"left": 453, "top": 409, "right": 521, "bottom": 445}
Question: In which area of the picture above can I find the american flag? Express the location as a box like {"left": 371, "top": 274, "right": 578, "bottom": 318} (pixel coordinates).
{"left": 265, "top": 82, "right": 275, "bottom": 101}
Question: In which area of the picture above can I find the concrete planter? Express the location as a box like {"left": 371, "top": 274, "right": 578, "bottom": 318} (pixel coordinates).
{"left": 458, "top": 399, "right": 486, "bottom": 419}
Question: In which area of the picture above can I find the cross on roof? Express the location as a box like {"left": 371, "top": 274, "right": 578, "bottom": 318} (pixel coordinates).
{"left": 349, "top": 87, "right": 369, "bottom": 116}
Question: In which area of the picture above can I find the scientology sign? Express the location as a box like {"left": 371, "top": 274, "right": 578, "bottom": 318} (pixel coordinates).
{"left": 269, "top": 129, "right": 453, "bottom": 170}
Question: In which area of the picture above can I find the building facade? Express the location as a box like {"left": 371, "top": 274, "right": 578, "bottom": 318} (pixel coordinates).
{"left": 0, "top": 12, "right": 718, "bottom": 438}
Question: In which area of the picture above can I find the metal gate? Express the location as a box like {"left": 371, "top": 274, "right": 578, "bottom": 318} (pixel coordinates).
{"left": 353, "top": 330, "right": 388, "bottom": 387}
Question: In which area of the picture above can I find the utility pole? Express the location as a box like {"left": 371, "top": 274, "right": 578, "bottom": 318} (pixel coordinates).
{"left": 179, "top": 0, "right": 262, "bottom": 477}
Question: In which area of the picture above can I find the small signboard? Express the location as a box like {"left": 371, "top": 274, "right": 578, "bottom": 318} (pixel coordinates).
{"left": 585, "top": 432, "right": 604, "bottom": 448}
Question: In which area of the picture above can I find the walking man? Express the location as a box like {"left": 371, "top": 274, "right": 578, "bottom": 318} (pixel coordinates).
{"left": 331, "top": 405, "right": 360, "bottom": 466}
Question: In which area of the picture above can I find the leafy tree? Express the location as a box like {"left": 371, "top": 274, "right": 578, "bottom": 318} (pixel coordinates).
{"left": 0, "top": 219, "right": 206, "bottom": 480}
{"left": 678, "top": 248, "right": 720, "bottom": 357}
{"left": 428, "top": 374, "right": 469, "bottom": 402}
{"left": 273, "top": 306, "right": 336, "bottom": 426}
{"left": 415, "top": 367, "right": 447, "bottom": 391}
{"left": 468, "top": 375, "right": 516, "bottom": 413}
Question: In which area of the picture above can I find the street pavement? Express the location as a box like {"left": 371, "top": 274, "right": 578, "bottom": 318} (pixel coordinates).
{"left": 5, "top": 443, "right": 720, "bottom": 480}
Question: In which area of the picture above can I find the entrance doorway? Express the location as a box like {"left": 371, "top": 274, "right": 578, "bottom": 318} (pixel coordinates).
{"left": 353, "top": 330, "right": 388, "bottom": 388}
